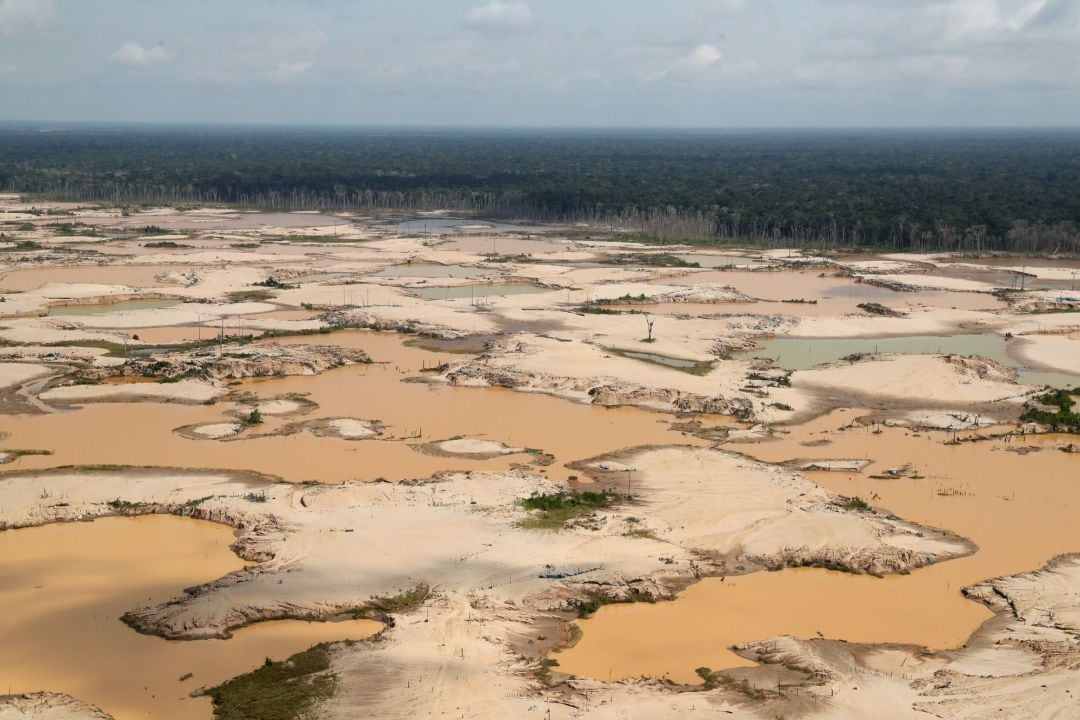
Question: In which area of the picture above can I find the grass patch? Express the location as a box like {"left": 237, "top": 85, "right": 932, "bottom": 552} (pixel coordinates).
{"left": 838, "top": 495, "right": 871, "bottom": 511}
{"left": 518, "top": 491, "right": 612, "bottom": 530}
{"left": 604, "top": 253, "right": 700, "bottom": 268}
{"left": 695, "top": 667, "right": 767, "bottom": 699}
{"left": 857, "top": 302, "right": 902, "bottom": 317}
{"left": 206, "top": 642, "right": 338, "bottom": 720}
{"left": 365, "top": 583, "right": 430, "bottom": 614}
{"left": 106, "top": 498, "right": 149, "bottom": 511}
{"left": 574, "top": 304, "right": 624, "bottom": 315}
{"left": 227, "top": 289, "right": 275, "bottom": 303}
{"left": 255, "top": 277, "right": 299, "bottom": 290}
{"left": 143, "top": 240, "right": 190, "bottom": 248}
{"left": 4, "top": 448, "right": 53, "bottom": 458}
{"left": 568, "top": 588, "right": 655, "bottom": 619}
{"left": 0, "top": 240, "right": 43, "bottom": 252}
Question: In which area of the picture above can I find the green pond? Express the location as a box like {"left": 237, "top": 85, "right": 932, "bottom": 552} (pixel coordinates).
{"left": 735, "top": 334, "right": 1078, "bottom": 388}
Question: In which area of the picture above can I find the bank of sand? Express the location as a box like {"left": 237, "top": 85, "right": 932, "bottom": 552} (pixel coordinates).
{"left": 0, "top": 199, "right": 1077, "bottom": 719}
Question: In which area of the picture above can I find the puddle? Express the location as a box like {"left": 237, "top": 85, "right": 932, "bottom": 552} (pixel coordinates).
{"left": 114, "top": 211, "right": 351, "bottom": 231}
{"left": 48, "top": 299, "right": 180, "bottom": 316}
{"left": 0, "top": 331, "right": 700, "bottom": 483}
{"left": 649, "top": 270, "right": 1002, "bottom": 312}
{"left": 373, "top": 264, "right": 490, "bottom": 279}
{"left": 0, "top": 515, "right": 381, "bottom": 720}
{"left": 734, "top": 334, "right": 1079, "bottom": 387}
{"left": 559, "top": 410, "right": 1080, "bottom": 682}
{"left": 673, "top": 253, "right": 763, "bottom": 268}
{"left": 610, "top": 349, "right": 712, "bottom": 374}
{"left": 0, "top": 265, "right": 182, "bottom": 292}
{"left": 381, "top": 218, "right": 527, "bottom": 234}
{"left": 439, "top": 236, "right": 562, "bottom": 254}
{"left": 410, "top": 282, "right": 551, "bottom": 300}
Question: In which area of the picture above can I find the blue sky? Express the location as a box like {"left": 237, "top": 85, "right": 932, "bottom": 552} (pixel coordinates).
{"left": 1, "top": 0, "right": 1077, "bottom": 126}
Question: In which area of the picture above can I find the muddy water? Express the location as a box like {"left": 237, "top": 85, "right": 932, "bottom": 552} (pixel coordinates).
{"left": 673, "top": 253, "right": 763, "bottom": 268}
{"left": 0, "top": 331, "right": 696, "bottom": 483}
{"left": 113, "top": 211, "right": 350, "bottom": 231}
{"left": 0, "top": 265, "right": 184, "bottom": 291}
{"left": 559, "top": 410, "right": 1080, "bottom": 683}
{"left": 373, "top": 263, "right": 491, "bottom": 278}
{"left": 0, "top": 515, "right": 381, "bottom": 720}
{"left": 49, "top": 298, "right": 180, "bottom": 316}
{"left": 643, "top": 270, "right": 1002, "bottom": 313}
{"left": 410, "top": 282, "right": 551, "bottom": 301}
{"left": 440, "top": 235, "right": 570, "bottom": 255}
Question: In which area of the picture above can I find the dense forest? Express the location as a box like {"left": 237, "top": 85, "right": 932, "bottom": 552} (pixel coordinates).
{"left": 2, "top": 125, "right": 1079, "bottom": 252}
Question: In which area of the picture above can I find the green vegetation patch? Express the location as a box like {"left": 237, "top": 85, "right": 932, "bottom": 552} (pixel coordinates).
{"left": 207, "top": 643, "right": 337, "bottom": 720}
{"left": 838, "top": 495, "right": 871, "bottom": 512}
{"left": 365, "top": 583, "right": 430, "bottom": 614}
{"left": 518, "top": 491, "right": 612, "bottom": 530}
{"left": 568, "top": 587, "right": 655, "bottom": 619}
{"left": 255, "top": 277, "right": 299, "bottom": 290}
{"left": 604, "top": 253, "right": 700, "bottom": 268}
{"left": 143, "top": 240, "right": 190, "bottom": 248}
{"left": 1021, "top": 389, "right": 1080, "bottom": 433}
{"left": 227, "top": 289, "right": 275, "bottom": 303}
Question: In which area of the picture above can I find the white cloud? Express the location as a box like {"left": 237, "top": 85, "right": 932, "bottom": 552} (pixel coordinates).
{"left": 111, "top": 42, "right": 172, "bottom": 67}
{"left": 466, "top": 1, "right": 534, "bottom": 32}
{"left": 660, "top": 44, "right": 724, "bottom": 80}
{"left": 266, "top": 60, "right": 313, "bottom": 84}
{"left": 0, "top": 0, "right": 52, "bottom": 35}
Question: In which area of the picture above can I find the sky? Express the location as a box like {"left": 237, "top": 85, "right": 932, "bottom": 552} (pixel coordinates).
{"left": 1, "top": 0, "right": 1078, "bottom": 127}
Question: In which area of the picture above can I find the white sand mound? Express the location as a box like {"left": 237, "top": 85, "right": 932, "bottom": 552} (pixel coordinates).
{"left": 0, "top": 363, "right": 52, "bottom": 391}
{"left": 793, "top": 354, "right": 1032, "bottom": 406}
{"left": 191, "top": 422, "right": 242, "bottom": 439}
{"left": 327, "top": 418, "right": 380, "bottom": 439}
{"left": 1012, "top": 334, "right": 1080, "bottom": 375}
{"left": 255, "top": 399, "right": 306, "bottom": 416}
{"left": 0, "top": 692, "right": 113, "bottom": 720}
{"left": 434, "top": 438, "right": 524, "bottom": 456}
{"left": 40, "top": 380, "right": 225, "bottom": 405}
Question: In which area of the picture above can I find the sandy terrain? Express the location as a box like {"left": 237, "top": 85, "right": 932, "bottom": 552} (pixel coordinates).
{"left": 0, "top": 199, "right": 1076, "bottom": 720}
{"left": 39, "top": 379, "right": 227, "bottom": 405}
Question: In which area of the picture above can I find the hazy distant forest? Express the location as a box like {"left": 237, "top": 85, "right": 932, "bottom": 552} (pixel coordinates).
{"left": 2, "top": 126, "right": 1079, "bottom": 253}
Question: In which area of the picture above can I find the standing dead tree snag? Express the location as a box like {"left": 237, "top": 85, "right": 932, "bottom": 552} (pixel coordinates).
{"left": 643, "top": 312, "right": 655, "bottom": 343}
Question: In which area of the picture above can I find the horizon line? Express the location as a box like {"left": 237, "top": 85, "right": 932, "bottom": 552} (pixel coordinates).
{"left": 2, "top": 120, "right": 1079, "bottom": 133}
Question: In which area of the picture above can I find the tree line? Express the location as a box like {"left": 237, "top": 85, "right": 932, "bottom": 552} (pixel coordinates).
{"left": 1, "top": 125, "right": 1078, "bottom": 252}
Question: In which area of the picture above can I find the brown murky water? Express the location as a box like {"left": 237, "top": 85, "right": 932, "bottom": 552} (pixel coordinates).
{"left": 0, "top": 515, "right": 381, "bottom": 720}
{"left": 2, "top": 238, "right": 1076, "bottom": 706}
{"left": 644, "top": 270, "right": 1002, "bottom": 313}
{"left": 0, "top": 331, "right": 696, "bottom": 484}
{"left": 0, "top": 265, "right": 185, "bottom": 291}
{"left": 558, "top": 410, "right": 1080, "bottom": 683}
